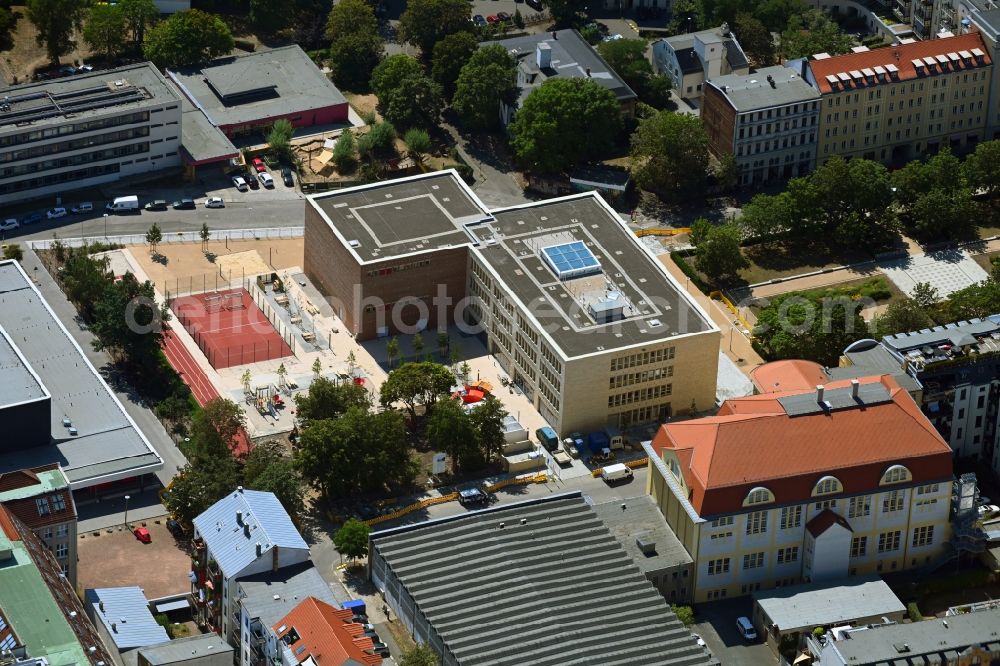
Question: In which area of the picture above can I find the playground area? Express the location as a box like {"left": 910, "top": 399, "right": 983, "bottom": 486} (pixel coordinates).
{"left": 169, "top": 288, "right": 295, "bottom": 370}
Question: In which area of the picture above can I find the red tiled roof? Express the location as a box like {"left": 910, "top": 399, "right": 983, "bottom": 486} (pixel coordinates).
{"left": 650, "top": 375, "right": 953, "bottom": 516}
{"left": 0, "top": 504, "right": 19, "bottom": 540}
{"left": 0, "top": 469, "right": 41, "bottom": 493}
{"left": 2, "top": 491, "right": 76, "bottom": 530}
{"left": 807, "top": 509, "right": 852, "bottom": 537}
{"left": 750, "top": 360, "right": 828, "bottom": 394}
{"left": 273, "top": 597, "right": 382, "bottom": 666}
{"left": 809, "top": 32, "right": 991, "bottom": 94}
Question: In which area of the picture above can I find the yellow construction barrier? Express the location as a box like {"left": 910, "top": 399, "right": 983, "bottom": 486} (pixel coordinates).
{"left": 635, "top": 227, "right": 691, "bottom": 238}
{"left": 709, "top": 290, "right": 754, "bottom": 334}
{"left": 591, "top": 457, "right": 649, "bottom": 477}
{"left": 485, "top": 472, "right": 548, "bottom": 494}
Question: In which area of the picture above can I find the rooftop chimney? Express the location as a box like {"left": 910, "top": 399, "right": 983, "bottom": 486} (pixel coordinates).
{"left": 536, "top": 42, "right": 552, "bottom": 69}
{"left": 816, "top": 385, "right": 825, "bottom": 403}
{"left": 851, "top": 379, "right": 860, "bottom": 399}
{"left": 111, "top": 623, "right": 117, "bottom": 634}
{"left": 552, "top": 30, "right": 557, "bottom": 39}
{"left": 99, "top": 601, "right": 104, "bottom": 613}
{"left": 236, "top": 511, "right": 243, "bottom": 525}
{"left": 255, "top": 542, "right": 262, "bottom": 557}
{"left": 767, "top": 74, "right": 775, "bottom": 88}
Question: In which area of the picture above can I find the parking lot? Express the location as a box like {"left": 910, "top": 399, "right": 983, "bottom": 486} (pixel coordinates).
{"left": 77, "top": 519, "right": 192, "bottom": 599}
{"left": 692, "top": 599, "right": 777, "bottom": 666}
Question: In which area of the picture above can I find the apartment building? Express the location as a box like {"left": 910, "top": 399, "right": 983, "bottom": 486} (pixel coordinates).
{"left": 841, "top": 315, "right": 1000, "bottom": 472}
{"left": 0, "top": 63, "right": 182, "bottom": 206}
{"left": 0, "top": 464, "right": 78, "bottom": 586}
{"left": 805, "top": 32, "right": 992, "bottom": 166}
{"left": 652, "top": 25, "right": 749, "bottom": 101}
{"left": 644, "top": 373, "right": 954, "bottom": 603}
{"left": 190, "top": 488, "right": 310, "bottom": 647}
{"left": 702, "top": 66, "right": 821, "bottom": 186}
{"left": 955, "top": 0, "right": 1000, "bottom": 138}
{"left": 303, "top": 171, "right": 720, "bottom": 436}
{"left": 271, "top": 597, "right": 383, "bottom": 666}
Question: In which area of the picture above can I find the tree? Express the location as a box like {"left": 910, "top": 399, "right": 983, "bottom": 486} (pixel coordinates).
{"left": 397, "top": 0, "right": 470, "bottom": 56}
{"left": 671, "top": 605, "right": 696, "bottom": 627}
{"left": 400, "top": 644, "right": 440, "bottom": 666}
{"left": 26, "top": 0, "right": 85, "bottom": 66}
{"left": 756, "top": 0, "right": 807, "bottom": 31}
{"left": 379, "top": 73, "right": 444, "bottom": 129}
{"left": 468, "top": 395, "right": 508, "bottom": 463}
{"left": 90, "top": 273, "right": 168, "bottom": 366}
{"left": 243, "top": 441, "right": 304, "bottom": 519}
{"left": 452, "top": 44, "right": 518, "bottom": 131}
{"left": 144, "top": 10, "right": 234, "bottom": 69}
{"left": 358, "top": 122, "right": 396, "bottom": 158}
{"left": 332, "top": 128, "right": 357, "bottom": 173}
{"left": 250, "top": 0, "right": 290, "bottom": 35}
{"left": 753, "top": 293, "right": 867, "bottom": 365}
{"left": 630, "top": 111, "right": 709, "bottom": 200}
{"left": 241, "top": 369, "right": 253, "bottom": 393}
{"left": 733, "top": 13, "right": 775, "bottom": 66}
{"left": 347, "top": 350, "right": 357, "bottom": 374}
{"left": 869, "top": 298, "right": 934, "bottom": 338}
{"left": 2, "top": 243, "right": 23, "bottom": 262}
{"left": 60, "top": 252, "right": 112, "bottom": 321}
{"left": 163, "top": 456, "right": 242, "bottom": 527}
{"left": 188, "top": 398, "right": 246, "bottom": 461}
{"left": 411, "top": 331, "right": 426, "bottom": 356}
{"left": 938, "top": 278, "right": 1000, "bottom": 323}
{"left": 146, "top": 223, "right": 162, "bottom": 255}
{"left": 596, "top": 39, "right": 666, "bottom": 106}
{"left": 808, "top": 157, "right": 897, "bottom": 247}
{"left": 543, "top": 0, "right": 581, "bottom": 26}
{"left": 428, "top": 397, "right": 482, "bottom": 472}
{"left": 200, "top": 222, "right": 210, "bottom": 250}
{"left": 696, "top": 223, "right": 748, "bottom": 282}
{"left": 380, "top": 361, "right": 455, "bottom": 422}
{"left": 294, "top": 376, "right": 371, "bottom": 423}
{"left": 667, "top": 0, "right": 705, "bottom": 34}
{"left": 892, "top": 150, "right": 977, "bottom": 242}
{"left": 436, "top": 330, "right": 449, "bottom": 357}
{"left": 326, "top": 0, "right": 382, "bottom": 90}
{"left": 312, "top": 357, "right": 322, "bottom": 376}
{"left": 404, "top": 128, "right": 431, "bottom": 159}
{"left": 386, "top": 337, "right": 400, "bottom": 368}
{"left": 963, "top": 140, "right": 1000, "bottom": 199}
{"left": 83, "top": 5, "right": 126, "bottom": 60}
{"left": 0, "top": 7, "right": 15, "bottom": 50}
{"left": 371, "top": 54, "right": 424, "bottom": 102}
{"left": 276, "top": 362, "right": 288, "bottom": 388}
{"left": 430, "top": 31, "right": 478, "bottom": 97}
{"left": 715, "top": 152, "right": 738, "bottom": 192}
{"left": 510, "top": 79, "right": 622, "bottom": 174}
{"left": 118, "top": 0, "right": 158, "bottom": 45}
{"left": 910, "top": 282, "right": 940, "bottom": 309}
{"left": 779, "top": 9, "right": 853, "bottom": 60}
{"left": 334, "top": 518, "right": 371, "bottom": 560}
{"left": 267, "top": 119, "right": 294, "bottom": 162}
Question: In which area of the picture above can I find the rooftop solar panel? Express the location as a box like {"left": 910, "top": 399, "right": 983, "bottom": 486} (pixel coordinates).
{"left": 541, "top": 241, "right": 601, "bottom": 280}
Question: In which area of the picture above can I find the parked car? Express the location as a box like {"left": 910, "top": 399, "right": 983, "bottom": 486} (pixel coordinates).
{"left": 252, "top": 156, "right": 267, "bottom": 173}
{"left": 145, "top": 199, "right": 168, "bottom": 211}
{"left": 526, "top": 0, "right": 542, "bottom": 10}
{"left": 259, "top": 172, "right": 274, "bottom": 188}
{"left": 232, "top": 175, "right": 248, "bottom": 191}
{"left": 46, "top": 207, "right": 67, "bottom": 219}
{"left": 172, "top": 198, "right": 196, "bottom": 210}
{"left": 472, "top": 14, "right": 487, "bottom": 25}
{"left": 600, "top": 463, "right": 633, "bottom": 484}
{"left": 736, "top": 616, "right": 757, "bottom": 641}
{"left": 978, "top": 504, "right": 1000, "bottom": 517}
{"left": 486, "top": 14, "right": 500, "bottom": 23}
{"left": 205, "top": 197, "right": 225, "bottom": 208}
{"left": 21, "top": 212, "right": 42, "bottom": 225}
{"left": 497, "top": 11, "right": 511, "bottom": 21}
{"left": 133, "top": 527, "right": 152, "bottom": 544}
{"left": 70, "top": 202, "right": 93, "bottom": 214}
{"left": 692, "top": 633, "right": 706, "bottom": 648}
{"left": 246, "top": 171, "right": 260, "bottom": 189}
{"left": 458, "top": 488, "right": 489, "bottom": 507}
{"left": 0, "top": 218, "right": 19, "bottom": 231}
{"left": 281, "top": 167, "right": 294, "bottom": 187}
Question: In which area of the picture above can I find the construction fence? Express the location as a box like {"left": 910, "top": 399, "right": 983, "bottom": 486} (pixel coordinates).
{"left": 27, "top": 226, "right": 304, "bottom": 251}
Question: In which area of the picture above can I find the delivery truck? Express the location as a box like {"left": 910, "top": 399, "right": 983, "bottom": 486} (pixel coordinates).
{"left": 106, "top": 195, "right": 139, "bottom": 213}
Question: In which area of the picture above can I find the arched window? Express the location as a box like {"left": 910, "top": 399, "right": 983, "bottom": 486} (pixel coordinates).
{"left": 881, "top": 465, "right": 911, "bottom": 485}
{"left": 813, "top": 476, "right": 842, "bottom": 496}
{"left": 744, "top": 487, "right": 774, "bottom": 506}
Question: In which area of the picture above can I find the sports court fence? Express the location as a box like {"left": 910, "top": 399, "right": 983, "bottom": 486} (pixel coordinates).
{"left": 27, "top": 226, "right": 304, "bottom": 250}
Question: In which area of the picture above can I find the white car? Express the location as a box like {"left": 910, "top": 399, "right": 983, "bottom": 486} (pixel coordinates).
{"left": 259, "top": 172, "right": 274, "bottom": 188}
{"left": 232, "top": 175, "right": 248, "bottom": 191}
{"left": 691, "top": 634, "right": 707, "bottom": 648}
{"left": 205, "top": 197, "right": 225, "bottom": 208}
{"left": 0, "top": 218, "right": 19, "bottom": 231}
{"left": 46, "top": 207, "right": 67, "bottom": 219}
{"left": 978, "top": 504, "right": 1000, "bottom": 518}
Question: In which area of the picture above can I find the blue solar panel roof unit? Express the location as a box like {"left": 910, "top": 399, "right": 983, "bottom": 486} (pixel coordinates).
{"left": 541, "top": 241, "right": 602, "bottom": 280}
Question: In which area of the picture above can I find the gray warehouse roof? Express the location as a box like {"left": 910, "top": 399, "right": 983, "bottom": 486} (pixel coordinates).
{"left": 0, "top": 63, "right": 179, "bottom": 131}
{"left": 136, "top": 634, "right": 233, "bottom": 665}
{"left": 591, "top": 495, "right": 693, "bottom": 576}
{"left": 819, "top": 607, "right": 1000, "bottom": 665}
{"left": 238, "top": 562, "right": 339, "bottom": 627}
{"left": 192, "top": 487, "right": 308, "bottom": 578}
{"left": 708, "top": 65, "right": 819, "bottom": 112}
{"left": 166, "top": 45, "right": 347, "bottom": 129}
{"left": 0, "top": 261, "right": 162, "bottom": 488}
{"left": 370, "top": 492, "right": 717, "bottom": 666}
{"left": 753, "top": 577, "right": 905, "bottom": 633}
{"left": 85, "top": 587, "right": 169, "bottom": 650}
{"left": 491, "top": 29, "right": 637, "bottom": 106}
{"left": 0, "top": 327, "right": 47, "bottom": 408}
{"left": 164, "top": 81, "right": 238, "bottom": 165}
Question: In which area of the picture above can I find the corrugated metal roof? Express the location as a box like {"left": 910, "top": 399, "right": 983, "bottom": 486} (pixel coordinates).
{"left": 371, "top": 493, "right": 717, "bottom": 666}
{"left": 193, "top": 488, "right": 308, "bottom": 578}
{"left": 137, "top": 633, "right": 233, "bottom": 665}
{"left": 85, "top": 587, "right": 169, "bottom": 650}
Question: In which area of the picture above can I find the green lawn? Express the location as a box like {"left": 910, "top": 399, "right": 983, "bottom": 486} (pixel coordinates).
{"left": 738, "top": 241, "right": 876, "bottom": 286}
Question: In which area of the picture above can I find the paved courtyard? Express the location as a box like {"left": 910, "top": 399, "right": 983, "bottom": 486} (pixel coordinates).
{"left": 878, "top": 249, "right": 989, "bottom": 298}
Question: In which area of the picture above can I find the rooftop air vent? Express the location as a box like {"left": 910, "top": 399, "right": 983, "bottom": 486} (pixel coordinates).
{"left": 348, "top": 240, "right": 361, "bottom": 248}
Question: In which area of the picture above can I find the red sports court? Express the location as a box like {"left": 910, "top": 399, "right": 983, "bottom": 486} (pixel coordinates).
{"left": 169, "top": 288, "right": 293, "bottom": 370}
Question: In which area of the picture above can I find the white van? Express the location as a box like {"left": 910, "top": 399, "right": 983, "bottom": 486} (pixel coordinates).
{"left": 106, "top": 195, "right": 139, "bottom": 213}
{"left": 736, "top": 616, "right": 757, "bottom": 641}
{"left": 600, "top": 463, "right": 633, "bottom": 484}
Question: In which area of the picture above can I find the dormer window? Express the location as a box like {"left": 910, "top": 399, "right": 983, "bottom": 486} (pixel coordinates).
{"left": 744, "top": 487, "right": 774, "bottom": 506}
{"left": 813, "top": 475, "right": 842, "bottom": 496}
{"left": 881, "top": 464, "right": 911, "bottom": 485}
